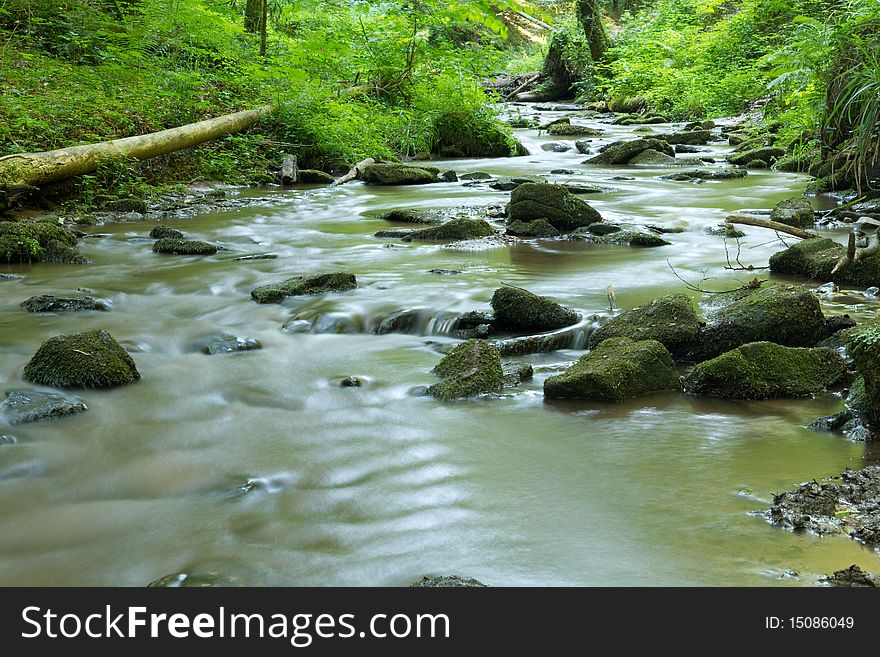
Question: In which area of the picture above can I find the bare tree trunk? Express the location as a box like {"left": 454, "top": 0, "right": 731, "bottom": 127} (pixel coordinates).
{"left": 576, "top": 0, "right": 607, "bottom": 62}
{"left": 0, "top": 106, "right": 272, "bottom": 188}
{"left": 725, "top": 214, "right": 818, "bottom": 239}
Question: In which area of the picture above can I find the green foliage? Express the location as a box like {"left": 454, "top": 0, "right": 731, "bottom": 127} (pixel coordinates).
{"left": 0, "top": 0, "right": 525, "bottom": 204}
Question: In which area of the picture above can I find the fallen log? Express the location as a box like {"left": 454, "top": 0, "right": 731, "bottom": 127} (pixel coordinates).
{"left": 0, "top": 105, "right": 272, "bottom": 188}
{"left": 725, "top": 214, "right": 818, "bottom": 240}
{"left": 332, "top": 157, "right": 375, "bottom": 186}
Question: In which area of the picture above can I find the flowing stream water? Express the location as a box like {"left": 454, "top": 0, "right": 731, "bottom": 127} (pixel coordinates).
{"left": 1, "top": 106, "right": 878, "bottom": 586}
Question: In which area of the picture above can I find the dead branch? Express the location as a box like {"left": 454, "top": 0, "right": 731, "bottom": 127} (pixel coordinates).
{"left": 724, "top": 214, "right": 818, "bottom": 240}
{"left": 667, "top": 260, "right": 765, "bottom": 294}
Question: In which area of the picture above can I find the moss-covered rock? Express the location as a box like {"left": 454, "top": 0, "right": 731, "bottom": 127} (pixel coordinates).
{"left": 491, "top": 286, "right": 579, "bottom": 333}
{"left": 588, "top": 294, "right": 701, "bottom": 358}
{"left": 585, "top": 138, "right": 674, "bottom": 165}
{"left": 570, "top": 226, "right": 670, "bottom": 247}
{"left": 664, "top": 130, "right": 711, "bottom": 145}
{"left": 0, "top": 220, "right": 81, "bottom": 264}
{"left": 544, "top": 337, "right": 679, "bottom": 402}
{"left": 361, "top": 164, "right": 439, "bottom": 185}
{"left": 152, "top": 238, "right": 218, "bottom": 255}
{"left": 0, "top": 390, "right": 88, "bottom": 425}
{"left": 547, "top": 123, "right": 604, "bottom": 136}
{"left": 149, "top": 225, "right": 185, "bottom": 239}
{"left": 103, "top": 198, "right": 147, "bottom": 214}
{"left": 297, "top": 169, "right": 335, "bottom": 184}
{"left": 846, "top": 320, "right": 880, "bottom": 426}
{"left": 769, "top": 197, "right": 814, "bottom": 228}
{"left": 23, "top": 329, "right": 140, "bottom": 388}
{"left": 403, "top": 219, "right": 496, "bottom": 242}
{"left": 691, "top": 285, "right": 827, "bottom": 360}
{"left": 684, "top": 341, "right": 846, "bottom": 399}
{"left": 378, "top": 209, "right": 440, "bottom": 224}
{"left": 661, "top": 169, "right": 748, "bottom": 181}
{"left": 250, "top": 272, "right": 357, "bottom": 304}
{"left": 508, "top": 183, "right": 602, "bottom": 232}
{"left": 608, "top": 96, "right": 647, "bottom": 113}
{"left": 21, "top": 295, "right": 109, "bottom": 313}
{"left": 428, "top": 339, "right": 504, "bottom": 400}
{"left": 505, "top": 219, "right": 560, "bottom": 238}
{"left": 727, "top": 147, "right": 785, "bottom": 166}
{"left": 628, "top": 149, "right": 704, "bottom": 166}
{"left": 769, "top": 238, "right": 880, "bottom": 287}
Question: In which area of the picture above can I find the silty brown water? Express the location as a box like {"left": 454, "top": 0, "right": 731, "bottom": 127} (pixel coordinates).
{"left": 0, "top": 106, "right": 877, "bottom": 586}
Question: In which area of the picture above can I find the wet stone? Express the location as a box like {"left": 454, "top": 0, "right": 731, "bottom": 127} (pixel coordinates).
{"left": 200, "top": 336, "right": 263, "bottom": 355}
{"left": 21, "top": 295, "right": 110, "bottom": 313}
{"left": 0, "top": 435, "right": 16, "bottom": 445}
{"left": 410, "top": 575, "right": 488, "bottom": 587}
{"left": 0, "top": 390, "right": 88, "bottom": 425}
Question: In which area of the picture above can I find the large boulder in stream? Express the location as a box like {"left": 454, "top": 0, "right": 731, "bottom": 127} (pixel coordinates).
{"left": 769, "top": 197, "right": 815, "bottom": 229}
{"left": 685, "top": 342, "right": 846, "bottom": 399}
{"left": 491, "top": 286, "right": 579, "bottom": 333}
{"left": 689, "top": 285, "right": 827, "bottom": 361}
{"left": 846, "top": 319, "right": 880, "bottom": 426}
{"left": 428, "top": 339, "right": 504, "bottom": 400}
{"left": 506, "top": 219, "right": 560, "bottom": 238}
{"left": 544, "top": 337, "right": 679, "bottom": 402}
{"left": 769, "top": 238, "right": 880, "bottom": 287}
{"left": 585, "top": 138, "right": 674, "bottom": 165}
{"left": 23, "top": 329, "right": 140, "bottom": 388}
{"left": 507, "top": 183, "right": 602, "bottom": 232}
{"left": 251, "top": 272, "right": 357, "bottom": 304}
{"left": 361, "top": 164, "right": 439, "bottom": 185}
{"left": 588, "top": 294, "right": 702, "bottom": 359}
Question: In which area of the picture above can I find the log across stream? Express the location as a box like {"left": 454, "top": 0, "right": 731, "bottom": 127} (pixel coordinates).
{"left": 1, "top": 105, "right": 878, "bottom": 586}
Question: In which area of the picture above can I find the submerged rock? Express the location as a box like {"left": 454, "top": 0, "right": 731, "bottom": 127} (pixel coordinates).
{"left": 588, "top": 294, "right": 702, "bottom": 359}
{"left": 200, "top": 335, "right": 263, "bottom": 355}
{"left": 846, "top": 319, "right": 880, "bottom": 426}
{"left": 251, "top": 272, "right": 357, "bottom": 304}
{"left": 152, "top": 238, "right": 218, "bottom": 255}
{"left": 505, "top": 219, "right": 560, "bottom": 238}
{"left": 628, "top": 149, "right": 695, "bottom": 166}
{"left": 21, "top": 295, "right": 109, "bottom": 313}
{"left": 149, "top": 225, "right": 185, "bottom": 239}
{"left": 361, "top": 164, "right": 439, "bottom": 185}
{"left": 690, "top": 285, "right": 827, "bottom": 361}
{"left": 684, "top": 342, "right": 845, "bottom": 399}
{"left": 502, "top": 361, "right": 534, "bottom": 386}
{"left": 410, "top": 575, "right": 488, "bottom": 587}
{"left": 428, "top": 339, "right": 504, "bottom": 400}
{"left": 769, "top": 197, "right": 815, "bottom": 229}
{"left": 544, "top": 337, "right": 679, "bottom": 402}
{"left": 491, "top": 286, "right": 579, "bottom": 333}
{"left": 0, "top": 390, "right": 88, "bottom": 425}
{"left": 378, "top": 209, "right": 440, "bottom": 225}
{"left": 507, "top": 183, "right": 602, "bottom": 232}
{"left": 488, "top": 176, "right": 542, "bottom": 191}
{"left": 769, "top": 238, "right": 880, "bottom": 287}
{"left": 403, "top": 219, "right": 495, "bottom": 242}
{"left": 23, "top": 329, "right": 140, "bottom": 388}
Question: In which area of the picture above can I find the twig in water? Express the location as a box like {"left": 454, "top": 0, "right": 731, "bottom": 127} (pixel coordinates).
{"left": 667, "top": 260, "right": 766, "bottom": 294}
{"left": 723, "top": 237, "right": 769, "bottom": 271}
